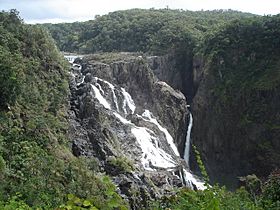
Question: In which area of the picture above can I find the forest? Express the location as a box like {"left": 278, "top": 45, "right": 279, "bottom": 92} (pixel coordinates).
{"left": 43, "top": 9, "right": 255, "bottom": 54}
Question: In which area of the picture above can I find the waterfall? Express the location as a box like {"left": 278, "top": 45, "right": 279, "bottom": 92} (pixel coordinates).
{"left": 94, "top": 77, "right": 120, "bottom": 112}
{"left": 72, "top": 68, "right": 205, "bottom": 189}
{"left": 184, "top": 113, "right": 193, "bottom": 167}
{"left": 64, "top": 54, "right": 83, "bottom": 64}
{"left": 121, "top": 87, "right": 136, "bottom": 114}
{"left": 141, "top": 109, "right": 180, "bottom": 157}
{"left": 90, "top": 84, "right": 111, "bottom": 109}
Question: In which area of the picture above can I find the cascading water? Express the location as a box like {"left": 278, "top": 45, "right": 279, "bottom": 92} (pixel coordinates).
{"left": 121, "top": 87, "right": 136, "bottom": 114}
{"left": 94, "top": 77, "right": 120, "bottom": 112}
{"left": 184, "top": 113, "right": 193, "bottom": 167}
{"left": 140, "top": 110, "right": 180, "bottom": 157}
{"left": 71, "top": 63, "right": 205, "bottom": 190}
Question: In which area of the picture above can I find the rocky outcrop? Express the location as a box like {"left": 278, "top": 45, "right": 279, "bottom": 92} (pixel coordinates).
{"left": 69, "top": 53, "right": 204, "bottom": 209}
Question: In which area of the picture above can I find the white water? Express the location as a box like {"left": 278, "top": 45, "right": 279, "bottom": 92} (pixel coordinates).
{"left": 121, "top": 87, "right": 136, "bottom": 114}
{"left": 95, "top": 83, "right": 105, "bottom": 95}
{"left": 77, "top": 76, "right": 85, "bottom": 86}
{"left": 65, "top": 55, "right": 78, "bottom": 63}
{"left": 111, "top": 89, "right": 119, "bottom": 112}
{"left": 113, "top": 112, "right": 132, "bottom": 124}
{"left": 95, "top": 77, "right": 120, "bottom": 112}
{"left": 113, "top": 110, "right": 177, "bottom": 170}
{"left": 90, "top": 84, "right": 111, "bottom": 109}
{"left": 69, "top": 72, "right": 75, "bottom": 77}
{"left": 141, "top": 110, "right": 180, "bottom": 157}
{"left": 64, "top": 55, "right": 83, "bottom": 64}
{"left": 184, "top": 113, "right": 193, "bottom": 166}
{"left": 81, "top": 75, "right": 205, "bottom": 189}
{"left": 131, "top": 127, "right": 176, "bottom": 170}
{"left": 183, "top": 169, "right": 206, "bottom": 190}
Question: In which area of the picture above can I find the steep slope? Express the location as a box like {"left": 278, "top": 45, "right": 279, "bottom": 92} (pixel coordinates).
{"left": 191, "top": 16, "right": 280, "bottom": 188}
{"left": 0, "top": 10, "right": 128, "bottom": 209}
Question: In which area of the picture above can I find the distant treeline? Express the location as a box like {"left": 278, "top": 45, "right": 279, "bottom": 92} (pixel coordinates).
{"left": 42, "top": 9, "right": 256, "bottom": 54}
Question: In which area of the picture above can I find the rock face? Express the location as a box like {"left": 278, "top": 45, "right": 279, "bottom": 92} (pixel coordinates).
{"left": 144, "top": 49, "right": 280, "bottom": 191}
{"left": 191, "top": 57, "right": 280, "bottom": 189}
{"left": 69, "top": 53, "right": 204, "bottom": 208}
{"left": 147, "top": 52, "right": 194, "bottom": 102}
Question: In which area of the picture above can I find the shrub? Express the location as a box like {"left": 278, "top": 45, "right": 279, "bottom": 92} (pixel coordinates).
{"left": 107, "top": 156, "right": 135, "bottom": 174}
{"left": 261, "top": 169, "right": 280, "bottom": 209}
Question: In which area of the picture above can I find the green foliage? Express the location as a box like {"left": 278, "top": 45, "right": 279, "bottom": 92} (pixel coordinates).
{"left": 158, "top": 186, "right": 262, "bottom": 210}
{"left": 260, "top": 170, "right": 280, "bottom": 209}
{"left": 107, "top": 156, "right": 135, "bottom": 174}
{"left": 0, "top": 10, "right": 129, "bottom": 209}
{"left": 58, "top": 179, "right": 129, "bottom": 210}
{"left": 58, "top": 194, "right": 98, "bottom": 210}
{"left": 43, "top": 9, "right": 255, "bottom": 55}
{"left": 239, "top": 174, "right": 262, "bottom": 201}
{"left": 0, "top": 11, "right": 69, "bottom": 207}
{"left": 205, "top": 16, "right": 280, "bottom": 91}
{"left": 0, "top": 194, "right": 32, "bottom": 210}
{"left": 58, "top": 193, "right": 128, "bottom": 210}
{"left": 0, "top": 11, "right": 23, "bottom": 108}
{"left": 193, "top": 144, "right": 209, "bottom": 184}
{"left": 0, "top": 155, "right": 5, "bottom": 174}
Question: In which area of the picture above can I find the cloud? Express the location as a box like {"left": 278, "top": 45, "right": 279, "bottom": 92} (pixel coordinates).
{"left": 2, "top": 0, "right": 65, "bottom": 20}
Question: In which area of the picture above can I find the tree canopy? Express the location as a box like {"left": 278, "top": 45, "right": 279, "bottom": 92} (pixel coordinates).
{"left": 43, "top": 9, "right": 256, "bottom": 54}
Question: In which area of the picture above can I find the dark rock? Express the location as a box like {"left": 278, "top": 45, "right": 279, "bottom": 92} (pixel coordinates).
{"left": 68, "top": 53, "right": 197, "bottom": 208}
{"left": 191, "top": 55, "right": 280, "bottom": 189}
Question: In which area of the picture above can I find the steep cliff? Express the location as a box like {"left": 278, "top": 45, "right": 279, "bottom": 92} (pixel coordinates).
{"left": 147, "top": 50, "right": 194, "bottom": 102}
{"left": 191, "top": 16, "right": 280, "bottom": 188}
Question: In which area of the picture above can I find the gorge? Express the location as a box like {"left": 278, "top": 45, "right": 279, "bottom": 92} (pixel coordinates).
{"left": 0, "top": 9, "right": 279, "bottom": 209}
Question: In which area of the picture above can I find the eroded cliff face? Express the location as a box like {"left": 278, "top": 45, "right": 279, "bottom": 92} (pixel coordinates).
{"left": 191, "top": 56, "right": 280, "bottom": 189}
{"left": 68, "top": 53, "right": 204, "bottom": 208}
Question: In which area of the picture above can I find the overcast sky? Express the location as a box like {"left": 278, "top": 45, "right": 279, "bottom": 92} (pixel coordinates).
{"left": 1, "top": 0, "right": 280, "bottom": 23}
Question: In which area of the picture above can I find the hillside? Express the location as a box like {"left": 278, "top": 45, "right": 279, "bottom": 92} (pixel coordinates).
{"left": 43, "top": 9, "right": 256, "bottom": 54}
{"left": 43, "top": 9, "right": 257, "bottom": 101}
{"left": 0, "top": 10, "right": 128, "bottom": 209}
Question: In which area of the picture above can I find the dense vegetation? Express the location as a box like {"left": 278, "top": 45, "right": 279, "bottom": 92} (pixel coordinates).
{"left": 43, "top": 9, "right": 255, "bottom": 54}
{"left": 152, "top": 150, "right": 280, "bottom": 210}
{"left": 0, "top": 10, "right": 128, "bottom": 209}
